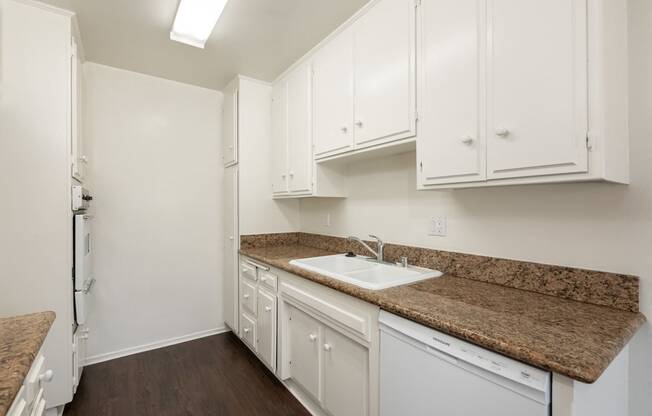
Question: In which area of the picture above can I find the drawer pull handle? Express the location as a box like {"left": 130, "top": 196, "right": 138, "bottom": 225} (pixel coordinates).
{"left": 323, "top": 343, "right": 332, "bottom": 352}
{"left": 243, "top": 328, "right": 251, "bottom": 333}
{"left": 308, "top": 334, "right": 317, "bottom": 342}
{"left": 243, "top": 294, "right": 250, "bottom": 299}
{"left": 39, "top": 370, "right": 54, "bottom": 383}
{"left": 260, "top": 277, "right": 267, "bottom": 282}
{"left": 265, "top": 306, "right": 272, "bottom": 312}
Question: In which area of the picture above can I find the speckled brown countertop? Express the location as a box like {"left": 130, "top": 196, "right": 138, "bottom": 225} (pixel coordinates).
{"left": 0, "top": 312, "right": 55, "bottom": 416}
{"left": 240, "top": 243, "right": 646, "bottom": 383}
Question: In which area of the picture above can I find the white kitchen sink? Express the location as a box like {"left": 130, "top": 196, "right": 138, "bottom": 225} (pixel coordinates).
{"left": 289, "top": 254, "right": 442, "bottom": 290}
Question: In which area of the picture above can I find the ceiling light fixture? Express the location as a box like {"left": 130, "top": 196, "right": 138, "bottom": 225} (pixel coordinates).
{"left": 170, "top": 0, "right": 229, "bottom": 49}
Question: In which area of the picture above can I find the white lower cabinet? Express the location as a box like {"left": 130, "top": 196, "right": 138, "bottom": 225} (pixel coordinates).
{"left": 286, "top": 305, "right": 321, "bottom": 399}
{"left": 239, "top": 256, "right": 278, "bottom": 372}
{"left": 239, "top": 256, "right": 380, "bottom": 416}
{"left": 285, "top": 306, "right": 369, "bottom": 416}
{"left": 321, "top": 326, "right": 368, "bottom": 416}
{"left": 7, "top": 350, "right": 53, "bottom": 416}
{"left": 280, "top": 272, "right": 379, "bottom": 416}
{"left": 256, "top": 288, "right": 277, "bottom": 370}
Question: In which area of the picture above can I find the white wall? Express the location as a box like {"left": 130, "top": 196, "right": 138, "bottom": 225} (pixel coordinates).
{"left": 300, "top": 1, "right": 652, "bottom": 414}
{"left": 83, "top": 63, "right": 224, "bottom": 362}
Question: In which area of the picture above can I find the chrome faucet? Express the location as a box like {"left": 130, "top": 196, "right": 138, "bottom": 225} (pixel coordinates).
{"left": 347, "top": 235, "right": 385, "bottom": 262}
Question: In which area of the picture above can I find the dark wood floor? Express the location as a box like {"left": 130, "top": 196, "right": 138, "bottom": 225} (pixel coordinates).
{"left": 64, "top": 332, "right": 310, "bottom": 416}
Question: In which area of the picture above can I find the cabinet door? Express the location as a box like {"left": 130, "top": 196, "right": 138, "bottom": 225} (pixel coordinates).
{"left": 313, "top": 27, "right": 354, "bottom": 158}
{"left": 223, "top": 167, "right": 238, "bottom": 331}
{"left": 418, "top": 0, "right": 485, "bottom": 186}
{"left": 353, "top": 0, "right": 416, "bottom": 148}
{"left": 271, "top": 83, "right": 289, "bottom": 195}
{"left": 223, "top": 88, "right": 238, "bottom": 166}
{"left": 287, "top": 305, "right": 321, "bottom": 400}
{"left": 287, "top": 64, "right": 313, "bottom": 194}
{"left": 486, "top": 0, "right": 587, "bottom": 179}
{"left": 71, "top": 36, "right": 86, "bottom": 182}
{"left": 322, "top": 326, "right": 368, "bottom": 416}
{"left": 256, "top": 288, "right": 276, "bottom": 370}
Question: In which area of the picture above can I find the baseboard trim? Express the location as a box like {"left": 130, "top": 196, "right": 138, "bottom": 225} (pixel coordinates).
{"left": 84, "top": 326, "right": 231, "bottom": 366}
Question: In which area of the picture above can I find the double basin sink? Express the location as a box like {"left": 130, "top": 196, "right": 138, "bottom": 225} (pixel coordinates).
{"left": 289, "top": 254, "right": 442, "bottom": 290}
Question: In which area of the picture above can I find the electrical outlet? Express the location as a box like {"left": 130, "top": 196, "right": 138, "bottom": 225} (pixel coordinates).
{"left": 429, "top": 216, "right": 447, "bottom": 237}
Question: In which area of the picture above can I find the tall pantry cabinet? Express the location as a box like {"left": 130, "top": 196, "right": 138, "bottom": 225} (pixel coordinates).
{"left": 0, "top": 0, "right": 86, "bottom": 410}
{"left": 223, "top": 76, "right": 294, "bottom": 333}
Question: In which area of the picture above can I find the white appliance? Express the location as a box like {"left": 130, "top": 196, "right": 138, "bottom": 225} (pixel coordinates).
{"left": 74, "top": 214, "right": 94, "bottom": 325}
{"left": 379, "top": 311, "right": 551, "bottom": 416}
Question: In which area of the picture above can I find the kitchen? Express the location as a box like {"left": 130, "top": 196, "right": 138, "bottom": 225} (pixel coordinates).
{"left": 1, "top": 0, "right": 651, "bottom": 415}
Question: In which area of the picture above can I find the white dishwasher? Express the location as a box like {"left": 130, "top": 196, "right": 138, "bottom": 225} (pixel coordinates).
{"left": 379, "top": 311, "right": 551, "bottom": 416}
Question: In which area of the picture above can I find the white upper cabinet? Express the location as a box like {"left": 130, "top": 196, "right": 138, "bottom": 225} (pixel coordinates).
{"left": 287, "top": 63, "right": 314, "bottom": 194}
{"left": 313, "top": 27, "right": 355, "bottom": 158}
{"left": 222, "top": 84, "right": 238, "bottom": 167}
{"left": 418, "top": 0, "right": 485, "bottom": 186}
{"left": 271, "top": 83, "right": 289, "bottom": 195}
{"left": 70, "top": 36, "right": 86, "bottom": 183}
{"left": 353, "top": 0, "right": 416, "bottom": 149}
{"left": 272, "top": 64, "right": 347, "bottom": 199}
{"left": 418, "top": 0, "right": 629, "bottom": 189}
{"left": 486, "top": 0, "right": 587, "bottom": 180}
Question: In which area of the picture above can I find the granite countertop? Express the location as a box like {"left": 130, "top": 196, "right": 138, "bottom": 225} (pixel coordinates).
{"left": 240, "top": 244, "right": 646, "bottom": 383}
{"left": 0, "top": 312, "right": 55, "bottom": 416}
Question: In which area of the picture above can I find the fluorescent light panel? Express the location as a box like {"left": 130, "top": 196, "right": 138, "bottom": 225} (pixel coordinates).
{"left": 170, "top": 0, "right": 229, "bottom": 48}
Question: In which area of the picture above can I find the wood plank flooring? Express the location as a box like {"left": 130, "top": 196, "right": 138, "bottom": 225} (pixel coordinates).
{"left": 64, "top": 332, "right": 311, "bottom": 416}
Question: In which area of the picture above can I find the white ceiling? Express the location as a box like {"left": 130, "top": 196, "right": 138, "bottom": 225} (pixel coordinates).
{"left": 42, "top": 0, "right": 368, "bottom": 90}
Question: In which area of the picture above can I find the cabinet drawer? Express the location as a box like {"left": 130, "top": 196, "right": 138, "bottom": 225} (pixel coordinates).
{"left": 259, "top": 270, "right": 278, "bottom": 292}
{"left": 6, "top": 387, "right": 28, "bottom": 416}
{"left": 240, "top": 279, "right": 257, "bottom": 316}
{"left": 29, "top": 389, "right": 44, "bottom": 416}
{"left": 24, "top": 355, "right": 45, "bottom": 405}
{"left": 241, "top": 313, "right": 256, "bottom": 348}
{"left": 240, "top": 261, "right": 258, "bottom": 282}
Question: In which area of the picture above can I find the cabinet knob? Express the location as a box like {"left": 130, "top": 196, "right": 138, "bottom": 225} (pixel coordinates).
{"left": 323, "top": 343, "right": 332, "bottom": 352}
{"left": 340, "top": 126, "right": 348, "bottom": 133}
{"left": 289, "top": 171, "right": 295, "bottom": 177}
{"left": 265, "top": 306, "right": 272, "bottom": 312}
{"left": 79, "top": 156, "right": 88, "bottom": 164}
{"left": 39, "top": 370, "right": 54, "bottom": 383}
{"left": 495, "top": 128, "right": 510, "bottom": 137}
{"left": 229, "top": 236, "right": 234, "bottom": 241}
{"left": 308, "top": 334, "right": 317, "bottom": 342}
{"left": 228, "top": 145, "right": 233, "bottom": 150}
{"left": 281, "top": 174, "right": 286, "bottom": 178}
{"left": 461, "top": 136, "right": 474, "bottom": 145}
{"left": 243, "top": 328, "right": 251, "bottom": 333}
{"left": 355, "top": 121, "right": 363, "bottom": 128}
{"left": 243, "top": 294, "right": 250, "bottom": 299}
